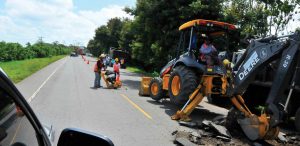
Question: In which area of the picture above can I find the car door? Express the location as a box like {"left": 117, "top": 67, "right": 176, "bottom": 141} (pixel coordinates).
{"left": 0, "top": 68, "right": 115, "bottom": 146}
{"left": 0, "top": 70, "right": 51, "bottom": 146}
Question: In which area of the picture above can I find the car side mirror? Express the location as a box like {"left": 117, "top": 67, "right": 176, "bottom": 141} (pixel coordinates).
{"left": 57, "top": 128, "right": 114, "bottom": 146}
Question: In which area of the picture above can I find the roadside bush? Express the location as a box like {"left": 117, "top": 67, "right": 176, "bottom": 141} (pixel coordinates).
{"left": 0, "top": 41, "right": 72, "bottom": 61}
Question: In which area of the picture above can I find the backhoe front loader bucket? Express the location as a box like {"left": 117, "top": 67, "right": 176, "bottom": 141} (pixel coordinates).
{"left": 139, "top": 77, "right": 152, "bottom": 96}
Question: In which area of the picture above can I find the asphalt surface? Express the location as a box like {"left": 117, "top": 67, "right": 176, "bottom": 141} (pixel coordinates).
{"left": 15, "top": 56, "right": 228, "bottom": 146}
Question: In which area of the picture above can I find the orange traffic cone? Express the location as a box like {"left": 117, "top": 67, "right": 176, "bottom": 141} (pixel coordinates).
{"left": 87, "top": 60, "right": 89, "bottom": 64}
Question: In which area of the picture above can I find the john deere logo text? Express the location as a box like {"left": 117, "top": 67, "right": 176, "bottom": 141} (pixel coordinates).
{"left": 239, "top": 51, "right": 260, "bottom": 80}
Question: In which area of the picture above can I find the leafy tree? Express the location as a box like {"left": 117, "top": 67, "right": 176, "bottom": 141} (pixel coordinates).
{"left": 223, "top": 0, "right": 269, "bottom": 36}
{"left": 224, "top": 0, "right": 300, "bottom": 36}
{"left": 118, "top": 19, "right": 135, "bottom": 52}
{"left": 87, "top": 0, "right": 300, "bottom": 71}
{"left": 125, "top": 0, "right": 225, "bottom": 70}
{"left": 0, "top": 40, "right": 72, "bottom": 62}
{"left": 87, "top": 17, "right": 125, "bottom": 57}
{"left": 107, "top": 18, "right": 123, "bottom": 48}
{"left": 263, "top": 0, "right": 300, "bottom": 35}
{"left": 189, "top": 0, "right": 225, "bottom": 20}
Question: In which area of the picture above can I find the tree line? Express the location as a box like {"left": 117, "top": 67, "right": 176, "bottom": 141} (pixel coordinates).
{"left": 87, "top": 0, "right": 300, "bottom": 71}
{"left": 0, "top": 40, "right": 72, "bottom": 62}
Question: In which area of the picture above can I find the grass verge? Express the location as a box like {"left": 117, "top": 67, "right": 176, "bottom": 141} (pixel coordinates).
{"left": 126, "top": 66, "right": 159, "bottom": 77}
{"left": 0, "top": 55, "right": 66, "bottom": 83}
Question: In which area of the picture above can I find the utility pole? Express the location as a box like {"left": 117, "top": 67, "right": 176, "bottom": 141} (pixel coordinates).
{"left": 38, "top": 36, "right": 44, "bottom": 44}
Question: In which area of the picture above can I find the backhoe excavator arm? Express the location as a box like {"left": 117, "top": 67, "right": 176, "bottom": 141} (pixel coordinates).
{"left": 266, "top": 34, "right": 300, "bottom": 127}
{"left": 230, "top": 32, "right": 300, "bottom": 140}
{"left": 171, "top": 32, "right": 300, "bottom": 141}
{"left": 232, "top": 35, "right": 289, "bottom": 95}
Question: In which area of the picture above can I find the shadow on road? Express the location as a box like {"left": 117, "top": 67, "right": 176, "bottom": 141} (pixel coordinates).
{"left": 120, "top": 71, "right": 143, "bottom": 77}
{"left": 146, "top": 99, "right": 223, "bottom": 122}
{"left": 122, "top": 79, "right": 140, "bottom": 90}
{"left": 147, "top": 99, "right": 179, "bottom": 116}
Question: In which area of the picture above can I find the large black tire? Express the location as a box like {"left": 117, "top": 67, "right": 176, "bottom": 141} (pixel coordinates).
{"left": 295, "top": 107, "right": 300, "bottom": 132}
{"left": 149, "top": 77, "right": 164, "bottom": 101}
{"left": 168, "top": 65, "right": 198, "bottom": 105}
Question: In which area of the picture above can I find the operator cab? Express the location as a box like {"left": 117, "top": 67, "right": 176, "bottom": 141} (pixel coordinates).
{"left": 149, "top": 19, "right": 239, "bottom": 107}
{"left": 175, "top": 19, "right": 239, "bottom": 75}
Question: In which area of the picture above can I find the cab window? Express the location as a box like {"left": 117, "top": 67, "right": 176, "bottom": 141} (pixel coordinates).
{"left": 0, "top": 88, "right": 39, "bottom": 146}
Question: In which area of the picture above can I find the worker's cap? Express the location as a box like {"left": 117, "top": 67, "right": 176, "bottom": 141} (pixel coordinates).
{"left": 99, "top": 54, "right": 106, "bottom": 58}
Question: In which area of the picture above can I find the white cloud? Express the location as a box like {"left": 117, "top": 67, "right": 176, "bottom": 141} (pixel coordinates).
{"left": 79, "top": 5, "right": 129, "bottom": 25}
{"left": 0, "top": 15, "right": 39, "bottom": 43}
{"left": 0, "top": 0, "right": 132, "bottom": 46}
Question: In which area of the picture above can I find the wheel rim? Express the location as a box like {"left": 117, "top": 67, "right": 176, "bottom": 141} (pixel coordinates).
{"left": 171, "top": 75, "right": 181, "bottom": 96}
{"left": 151, "top": 82, "right": 159, "bottom": 96}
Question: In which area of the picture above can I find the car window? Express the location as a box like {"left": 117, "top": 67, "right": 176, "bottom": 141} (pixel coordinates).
{"left": 0, "top": 89, "right": 39, "bottom": 146}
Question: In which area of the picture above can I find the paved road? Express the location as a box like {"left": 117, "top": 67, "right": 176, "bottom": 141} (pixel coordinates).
{"left": 16, "top": 56, "right": 228, "bottom": 146}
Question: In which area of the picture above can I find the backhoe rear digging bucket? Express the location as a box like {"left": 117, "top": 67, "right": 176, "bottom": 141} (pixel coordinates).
{"left": 230, "top": 96, "right": 279, "bottom": 140}
{"left": 171, "top": 84, "right": 204, "bottom": 121}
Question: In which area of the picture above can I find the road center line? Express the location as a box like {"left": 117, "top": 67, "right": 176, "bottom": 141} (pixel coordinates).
{"left": 27, "top": 58, "right": 67, "bottom": 103}
{"left": 120, "top": 94, "right": 153, "bottom": 120}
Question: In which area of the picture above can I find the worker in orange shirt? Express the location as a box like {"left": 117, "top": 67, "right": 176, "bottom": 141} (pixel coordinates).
{"left": 93, "top": 55, "right": 105, "bottom": 88}
{"left": 113, "top": 58, "right": 121, "bottom": 82}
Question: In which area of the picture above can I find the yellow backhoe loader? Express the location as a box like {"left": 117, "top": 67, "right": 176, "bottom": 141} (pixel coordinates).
{"left": 139, "top": 19, "right": 300, "bottom": 141}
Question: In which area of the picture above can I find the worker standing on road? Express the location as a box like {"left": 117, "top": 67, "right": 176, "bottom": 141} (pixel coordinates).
{"left": 113, "top": 58, "right": 121, "bottom": 81}
{"left": 99, "top": 54, "right": 107, "bottom": 83}
{"left": 93, "top": 55, "right": 105, "bottom": 88}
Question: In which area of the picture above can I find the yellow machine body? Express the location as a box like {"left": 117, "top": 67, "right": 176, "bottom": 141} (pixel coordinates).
{"left": 139, "top": 77, "right": 152, "bottom": 96}
{"left": 162, "top": 74, "right": 170, "bottom": 90}
{"left": 171, "top": 75, "right": 228, "bottom": 121}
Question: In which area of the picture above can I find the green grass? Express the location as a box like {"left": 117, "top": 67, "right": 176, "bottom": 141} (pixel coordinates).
{"left": 0, "top": 55, "right": 66, "bottom": 83}
{"left": 126, "top": 66, "right": 159, "bottom": 77}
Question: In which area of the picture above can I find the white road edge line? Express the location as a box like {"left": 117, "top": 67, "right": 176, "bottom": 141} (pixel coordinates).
{"left": 27, "top": 58, "right": 68, "bottom": 103}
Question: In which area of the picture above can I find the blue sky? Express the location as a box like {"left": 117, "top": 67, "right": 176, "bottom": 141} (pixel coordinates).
{"left": 73, "top": 0, "right": 135, "bottom": 11}
{"left": 0, "top": 0, "right": 135, "bottom": 46}
{"left": 1, "top": 0, "right": 299, "bottom": 46}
